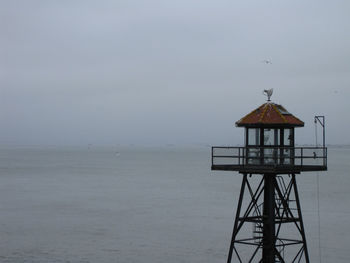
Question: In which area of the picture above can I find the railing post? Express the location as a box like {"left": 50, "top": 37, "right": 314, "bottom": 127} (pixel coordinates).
{"left": 301, "top": 148, "right": 303, "bottom": 167}
{"left": 238, "top": 147, "right": 240, "bottom": 166}
{"left": 243, "top": 147, "right": 246, "bottom": 166}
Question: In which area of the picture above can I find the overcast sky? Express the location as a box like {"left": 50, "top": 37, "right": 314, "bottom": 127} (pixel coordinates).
{"left": 1, "top": 0, "right": 350, "bottom": 146}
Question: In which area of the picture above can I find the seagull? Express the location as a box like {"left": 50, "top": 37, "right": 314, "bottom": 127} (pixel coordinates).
{"left": 263, "top": 89, "right": 273, "bottom": 101}
{"left": 262, "top": 60, "right": 272, "bottom": 64}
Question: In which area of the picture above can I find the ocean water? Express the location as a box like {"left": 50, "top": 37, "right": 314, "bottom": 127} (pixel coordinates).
{"left": 0, "top": 145, "right": 349, "bottom": 263}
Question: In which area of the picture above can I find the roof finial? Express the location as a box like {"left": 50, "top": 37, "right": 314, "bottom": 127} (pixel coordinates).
{"left": 263, "top": 89, "right": 273, "bottom": 102}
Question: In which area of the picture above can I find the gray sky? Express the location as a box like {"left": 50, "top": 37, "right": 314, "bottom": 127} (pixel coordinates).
{"left": 1, "top": 0, "right": 350, "bottom": 146}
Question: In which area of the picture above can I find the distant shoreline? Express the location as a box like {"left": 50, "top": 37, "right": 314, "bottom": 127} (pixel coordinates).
{"left": 1, "top": 143, "right": 350, "bottom": 149}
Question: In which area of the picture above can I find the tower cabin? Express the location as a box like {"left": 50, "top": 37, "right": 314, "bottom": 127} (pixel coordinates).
{"left": 211, "top": 102, "right": 327, "bottom": 174}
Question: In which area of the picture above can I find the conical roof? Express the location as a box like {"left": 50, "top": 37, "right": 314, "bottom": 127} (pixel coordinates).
{"left": 236, "top": 102, "right": 304, "bottom": 127}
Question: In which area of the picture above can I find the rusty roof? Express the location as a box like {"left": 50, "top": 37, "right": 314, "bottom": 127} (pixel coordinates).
{"left": 236, "top": 102, "right": 304, "bottom": 127}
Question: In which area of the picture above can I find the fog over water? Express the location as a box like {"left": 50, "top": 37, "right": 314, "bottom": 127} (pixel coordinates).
{"left": 0, "top": 146, "right": 349, "bottom": 262}
{"left": 1, "top": 0, "right": 350, "bottom": 146}
{"left": 1, "top": 2, "right": 350, "bottom": 261}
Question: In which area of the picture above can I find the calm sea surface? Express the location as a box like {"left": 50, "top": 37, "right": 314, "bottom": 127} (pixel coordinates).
{"left": 0, "top": 146, "right": 349, "bottom": 262}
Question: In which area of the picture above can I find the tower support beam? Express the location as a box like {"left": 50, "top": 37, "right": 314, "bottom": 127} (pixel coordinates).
{"left": 226, "top": 174, "right": 309, "bottom": 263}
{"left": 263, "top": 174, "right": 276, "bottom": 262}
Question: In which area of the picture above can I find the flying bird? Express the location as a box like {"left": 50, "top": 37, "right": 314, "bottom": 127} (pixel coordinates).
{"left": 262, "top": 60, "right": 272, "bottom": 64}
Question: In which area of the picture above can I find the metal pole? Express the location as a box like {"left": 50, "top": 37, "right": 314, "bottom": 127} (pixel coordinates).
{"left": 262, "top": 174, "right": 276, "bottom": 263}
{"left": 227, "top": 174, "right": 247, "bottom": 263}
{"left": 323, "top": 117, "right": 326, "bottom": 166}
{"left": 315, "top": 116, "right": 325, "bottom": 147}
{"left": 322, "top": 117, "right": 325, "bottom": 149}
{"left": 292, "top": 174, "right": 310, "bottom": 263}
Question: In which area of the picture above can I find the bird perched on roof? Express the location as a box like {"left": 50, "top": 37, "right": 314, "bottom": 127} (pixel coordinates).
{"left": 263, "top": 89, "right": 273, "bottom": 101}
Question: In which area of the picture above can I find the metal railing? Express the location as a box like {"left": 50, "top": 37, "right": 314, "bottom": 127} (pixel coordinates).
{"left": 212, "top": 146, "right": 327, "bottom": 168}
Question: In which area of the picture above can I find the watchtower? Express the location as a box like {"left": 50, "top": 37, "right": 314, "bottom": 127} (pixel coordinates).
{"left": 211, "top": 92, "right": 327, "bottom": 262}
